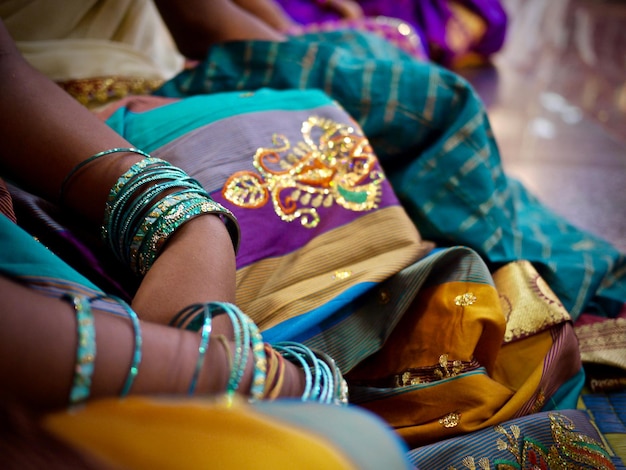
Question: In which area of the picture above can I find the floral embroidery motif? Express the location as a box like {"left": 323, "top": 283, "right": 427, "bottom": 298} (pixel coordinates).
{"left": 449, "top": 413, "right": 614, "bottom": 469}
{"left": 455, "top": 292, "right": 477, "bottom": 306}
{"left": 433, "top": 354, "right": 464, "bottom": 380}
{"left": 392, "top": 355, "right": 478, "bottom": 387}
{"left": 222, "top": 116, "right": 384, "bottom": 228}
{"left": 439, "top": 412, "right": 461, "bottom": 428}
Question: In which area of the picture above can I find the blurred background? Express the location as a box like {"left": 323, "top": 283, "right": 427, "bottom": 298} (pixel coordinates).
{"left": 460, "top": 0, "right": 626, "bottom": 252}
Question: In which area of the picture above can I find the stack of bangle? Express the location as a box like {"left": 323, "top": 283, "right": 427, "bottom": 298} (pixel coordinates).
{"left": 170, "top": 302, "right": 267, "bottom": 402}
{"left": 94, "top": 152, "right": 239, "bottom": 276}
{"left": 262, "top": 343, "right": 286, "bottom": 400}
{"left": 171, "top": 302, "right": 348, "bottom": 405}
{"left": 272, "top": 341, "right": 349, "bottom": 406}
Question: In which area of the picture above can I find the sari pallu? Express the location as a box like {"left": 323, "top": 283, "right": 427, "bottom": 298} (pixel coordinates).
{"left": 88, "top": 89, "right": 587, "bottom": 446}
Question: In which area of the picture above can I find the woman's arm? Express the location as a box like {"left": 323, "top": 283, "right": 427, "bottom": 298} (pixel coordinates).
{"left": 0, "top": 275, "right": 305, "bottom": 410}
{"left": 0, "top": 20, "right": 236, "bottom": 326}
{"left": 154, "top": 0, "right": 287, "bottom": 60}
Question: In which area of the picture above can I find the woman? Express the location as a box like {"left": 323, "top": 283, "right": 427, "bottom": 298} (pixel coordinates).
{"left": 1, "top": 1, "right": 622, "bottom": 468}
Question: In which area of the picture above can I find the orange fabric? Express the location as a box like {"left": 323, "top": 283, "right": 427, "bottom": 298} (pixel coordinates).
{"left": 346, "top": 265, "right": 580, "bottom": 448}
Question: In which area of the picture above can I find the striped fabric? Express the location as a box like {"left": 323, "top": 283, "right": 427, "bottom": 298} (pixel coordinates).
{"left": 407, "top": 409, "right": 616, "bottom": 469}
{"left": 157, "top": 30, "right": 626, "bottom": 322}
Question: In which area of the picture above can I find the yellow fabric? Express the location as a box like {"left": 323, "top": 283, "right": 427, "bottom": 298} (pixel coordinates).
{"left": 346, "top": 262, "right": 578, "bottom": 447}
{"left": 43, "top": 397, "right": 356, "bottom": 470}
{"left": 0, "top": 0, "right": 184, "bottom": 80}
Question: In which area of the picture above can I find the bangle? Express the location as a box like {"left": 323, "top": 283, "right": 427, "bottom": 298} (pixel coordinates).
{"left": 263, "top": 343, "right": 286, "bottom": 400}
{"left": 89, "top": 294, "right": 142, "bottom": 397}
{"left": 188, "top": 305, "right": 213, "bottom": 395}
{"left": 102, "top": 158, "right": 240, "bottom": 276}
{"left": 271, "top": 341, "right": 348, "bottom": 405}
{"left": 171, "top": 302, "right": 267, "bottom": 402}
{"left": 59, "top": 147, "right": 151, "bottom": 204}
{"left": 62, "top": 294, "right": 96, "bottom": 405}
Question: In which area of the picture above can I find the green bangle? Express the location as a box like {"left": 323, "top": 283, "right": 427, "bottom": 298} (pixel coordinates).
{"left": 62, "top": 294, "right": 96, "bottom": 405}
{"left": 59, "top": 147, "right": 151, "bottom": 204}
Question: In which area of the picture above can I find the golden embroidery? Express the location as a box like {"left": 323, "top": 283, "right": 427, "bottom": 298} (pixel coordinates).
{"left": 575, "top": 317, "right": 626, "bottom": 370}
{"left": 439, "top": 412, "right": 461, "bottom": 428}
{"left": 378, "top": 288, "right": 391, "bottom": 305}
{"left": 331, "top": 270, "right": 352, "bottom": 280}
{"left": 460, "top": 456, "right": 492, "bottom": 470}
{"left": 399, "top": 371, "right": 420, "bottom": 386}
{"left": 58, "top": 76, "right": 164, "bottom": 107}
{"left": 434, "top": 354, "right": 464, "bottom": 380}
{"left": 222, "top": 116, "right": 384, "bottom": 228}
{"left": 384, "top": 356, "right": 479, "bottom": 388}
{"left": 530, "top": 388, "right": 546, "bottom": 414}
{"left": 449, "top": 413, "right": 614, "bottom": 470}
{"left": 455, "top": 292, "right": 477, "bottom": 306}
{"left": 492, "top": 261, "right": 571, "bottom": 343}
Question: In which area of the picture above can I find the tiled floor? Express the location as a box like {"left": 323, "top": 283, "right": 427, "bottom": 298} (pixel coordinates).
{"left": 460, "top": 0, "right": 626, "bottom": 252}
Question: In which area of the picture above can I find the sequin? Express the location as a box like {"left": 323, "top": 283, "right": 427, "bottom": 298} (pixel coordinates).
{"left": 332, "top": 270, "right": 353, "bottom": 280}
{"left": 448, "top": 413, "right": 614, "bottom": 469}
{"left": 439, "top": 412, "right": 461, "bottom": 428}
{"left": 222, "top": 116, "right": 384, "bottom": 228}
{"left": 378, "top": 288, "right": 391, "bottom": 304}
{"left": 455, "top": 292, "right": 477, "bottom": 306}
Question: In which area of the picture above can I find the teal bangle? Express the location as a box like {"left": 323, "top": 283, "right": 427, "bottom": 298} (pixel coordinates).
{"left": 102, "top": 157, "right": 241, "bottom": 277}
{"left": 59, "top": 147, "right": 151, "bottom": 204}
{"left": 188, "top": 305, "right": 213, "bottom": 395}
{"left": 223, "top": 304, "right": 249, "bottom": 399}
{"left": 245, "top": 314, "right": 267, "bottom": 401}
{"left": 273, "top": 343, "right": 313, "bottom": 401}
{"left": 170, "top": 302, "right": 267, "bottom": 401}
{"left": 62, "top": 294, "right": 96, "bottom": 405}
{"left": 88, "top": 294, "right": 142, "bottom": 397}
{"left": 271, "top": 341, "right": 347, "bottom": 405}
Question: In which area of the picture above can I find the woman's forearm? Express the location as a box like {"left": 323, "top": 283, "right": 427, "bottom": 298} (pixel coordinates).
{"left": 0, "top": 19, "right": 237, "bottom": 325}
{"left": 0, "top": 20, "right": 142, "bottom": 224}
{"left": 154, "top": 0, "right": 286, "bottom": 59}
{"left": 0, "top": 275, "right": 255, "bottom": 411}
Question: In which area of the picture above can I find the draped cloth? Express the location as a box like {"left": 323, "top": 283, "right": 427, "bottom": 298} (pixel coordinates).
{"left": 1, "top": 1, "right": 624, "bottom": 467}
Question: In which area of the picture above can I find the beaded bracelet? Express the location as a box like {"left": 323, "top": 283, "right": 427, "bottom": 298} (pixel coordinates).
{"left": 59, "top": 147, "right": 151, "bottom": 204}
{"left": 62, "top": 294, "right": 96, "bottom": 405}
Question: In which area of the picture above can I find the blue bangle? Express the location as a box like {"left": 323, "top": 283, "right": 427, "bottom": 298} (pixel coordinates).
{"left": 59, "top": 147, "right": 151, "bottom": 204}
{"left": 90, "top": 294, "right": 142, "bottom": 397}
{"left": 188, "top": 305, "right": 213, "bottom": 395}
{"left": 62, "top": 294, "right": 96, "bottom": 405}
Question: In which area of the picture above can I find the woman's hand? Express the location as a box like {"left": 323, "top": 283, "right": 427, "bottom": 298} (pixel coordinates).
{"left": 154, "top": 0, "right": 288, "bottom": 60}
{"left": 322, "top": 0, "right": 364, "bottom": 20}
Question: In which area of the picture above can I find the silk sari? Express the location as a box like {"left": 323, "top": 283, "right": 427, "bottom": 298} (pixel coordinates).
{"left": 2, "top": 1, "right": 624, "bottom": 466}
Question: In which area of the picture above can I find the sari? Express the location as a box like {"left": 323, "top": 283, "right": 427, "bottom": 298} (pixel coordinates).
{"left": 276, "top": 0, "right": 508, "bottom": 67}
{"left": 2, "top": 1, "right": 624, "bottom": 467}
{"left": 0, "top": 209, "right": 413, "bottom": 470}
